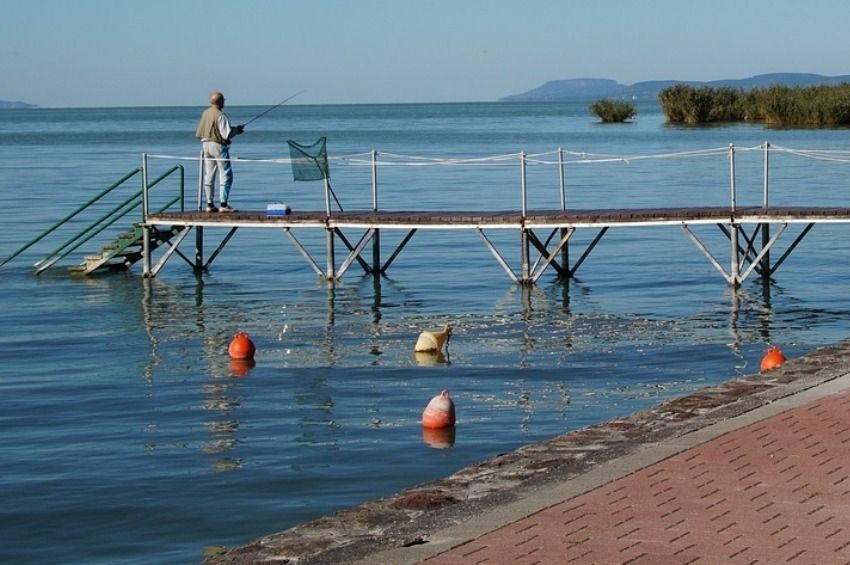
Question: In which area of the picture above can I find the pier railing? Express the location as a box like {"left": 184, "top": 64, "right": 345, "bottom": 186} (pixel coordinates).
{"left": 8, "top": 142, "right": 850, "bottom": 280}
{"left": 144, "top": 142, "right": 850, "bottom": 218}
{"left": 136, "top": 143, "right": 850, "bottom": 285}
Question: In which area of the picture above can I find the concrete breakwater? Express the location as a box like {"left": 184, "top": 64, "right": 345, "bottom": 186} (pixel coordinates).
{"left": 204, "top": 340, "right": 850, "bottom": 564}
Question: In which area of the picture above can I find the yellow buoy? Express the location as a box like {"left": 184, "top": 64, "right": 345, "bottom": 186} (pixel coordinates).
{"left": 414, "top": 325, "right": 452, "bottom": 353}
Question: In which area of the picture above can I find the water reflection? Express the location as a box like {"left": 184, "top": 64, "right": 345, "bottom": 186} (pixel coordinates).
{"left": 131, "top": 269, "right": 842, "bottom": 472}
{"left": 140, "top": 275, "right": 245, "bottom": 471}
{"left": 229, "top": 357, "right": 255, "bottom": 377}
{"left": 422, "top": 426, "right": 456, "bottom": 449}
{"left": 414, "top": 350, "right": 450, "bottom": 366}
{"left": 725, "top": 281, "right": 777, "bottom": 375}
{"left": 201, "top": 358, "right": 243, "bottom": 471}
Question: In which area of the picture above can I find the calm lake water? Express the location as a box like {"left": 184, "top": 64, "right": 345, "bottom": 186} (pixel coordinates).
{"left": 2, "top": 101, "right": 850, "bottom": 563}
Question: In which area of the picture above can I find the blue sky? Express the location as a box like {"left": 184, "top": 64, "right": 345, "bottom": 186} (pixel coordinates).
{"left": 3, "top": 0, "right": 850, "bottom": 107}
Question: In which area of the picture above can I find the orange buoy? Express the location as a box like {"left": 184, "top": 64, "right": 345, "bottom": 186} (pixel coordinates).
{"left": 422, "top": 426, "right": 456, "bottom": 449}
{"left": 422, "top": 390, "right": 456, "bottom": 429}
{"left": 760, "top": 346, "right": 787, "bottom": 372}
{"left": 228, "top": 331, "right": 256, "bottom": 360}
{"left": 414, "top": 325, "right": 452, "bottom": 353}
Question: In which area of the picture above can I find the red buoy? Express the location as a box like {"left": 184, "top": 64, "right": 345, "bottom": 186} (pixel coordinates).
{"left": 228, "top": 331, "right": 256, "bottom": 360}
{"left": 422, "top": 390, "right": 456, "bottom": 429}
{"left": 760, "top": 346, "right": 787, "bottom": 372}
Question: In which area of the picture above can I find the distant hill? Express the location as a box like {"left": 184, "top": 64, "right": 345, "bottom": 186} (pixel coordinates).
{"left": 0, "top": 99, "right": 37, "bottom": 109}
{"left": 501, "top": 73, "right": 850, "bottom": 102}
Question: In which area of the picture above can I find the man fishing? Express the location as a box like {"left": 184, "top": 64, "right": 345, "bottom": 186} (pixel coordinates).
{"left": 195, "top": 92, "right": 244, "bottom": 213}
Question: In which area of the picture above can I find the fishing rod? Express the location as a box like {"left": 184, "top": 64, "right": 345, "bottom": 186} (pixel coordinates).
{"left": 242, "top": 89, "right": 306, "bottom": 127}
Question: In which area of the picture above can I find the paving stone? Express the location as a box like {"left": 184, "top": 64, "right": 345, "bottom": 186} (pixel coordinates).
{"left": 205, "top": 341, "right": 850, "bottom": 564}
{"left": 425, "top": 388, "right": 850, "bottom": 564}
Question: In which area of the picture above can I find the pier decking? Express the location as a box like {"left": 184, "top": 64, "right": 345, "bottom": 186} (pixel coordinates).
{"left": 148, "top": 205, "right": 850, "bottom": 229}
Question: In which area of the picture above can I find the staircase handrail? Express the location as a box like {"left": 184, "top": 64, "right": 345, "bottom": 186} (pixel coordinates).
{"left": 0, "top": 167, "right": 143, "bottom": 269}
{"left": 0, "top": 164, "right": 182, "bottom": 274}
{"left": 33, "top": 165, "right": 184, "bottom": 274}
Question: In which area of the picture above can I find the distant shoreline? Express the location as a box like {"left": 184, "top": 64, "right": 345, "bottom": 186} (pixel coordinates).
{"left": 502, "top": 73, "right": 850, "bottom": 102}
{"left": 0, "top": 100, "right": 37, "bottom": 109}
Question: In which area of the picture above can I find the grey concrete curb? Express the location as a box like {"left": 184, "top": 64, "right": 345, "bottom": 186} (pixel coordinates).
{"left": 204, "top": 339, "right": 850, "bottom": 564}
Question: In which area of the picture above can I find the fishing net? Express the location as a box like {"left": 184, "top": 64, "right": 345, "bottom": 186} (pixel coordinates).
{"left": 287, "top": 137, "right": 329, "bottom": 181}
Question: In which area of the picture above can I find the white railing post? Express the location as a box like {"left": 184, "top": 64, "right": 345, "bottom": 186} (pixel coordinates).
{"left": 729, "top": 144, "right": 737, "bottom": 212}
{"left": 197, "top": 150, "right": 204, "bottom": 210}
{"left": 558, "top": 147, "right": 566, "bottom": 211}
{"left": 520, "top": 151, "right": 529, "bottom": 282}
{"left": 371, "top": 149, "right": 380, "bottom": 273}
{"left": 761, "top": 141, "right": 771, "bottom": 277}
{"left": 558, "top": 147, "right": 569, "bottom": 273}
{"left": 728, "top": 144, "right": 739, "bottom": 285}
{"left": 762, "top": 141, "right": 770, "bottom": 208}
{"left": 323, "top": 178, "right": 332, "bottom": 217}
{"left": 371, "top": 149, "right": 378, "bottom": 212}
{"left": 141, "top": 152, "right": 150, "bottom": 219}
{"left": 520, "top": 150, "right": 528, "bottom": 218}
{"left": 141, "top": 153, "right": 151, "bottom": 277}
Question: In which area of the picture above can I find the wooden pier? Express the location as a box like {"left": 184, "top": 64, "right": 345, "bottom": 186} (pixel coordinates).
{"left": 8, "top": 143, "right": 845, "bottom": 284}
{"left": 144, "top": 204, "right": 850, "bottom": 286}
{"left": 6, "top": 143, "right": 850, "bottom": 286}
{"left": 133, "top": 143, "right": 850, "bottom": 286}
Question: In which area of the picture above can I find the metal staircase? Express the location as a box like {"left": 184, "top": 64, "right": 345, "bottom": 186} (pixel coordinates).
{"left": 69, "top": 224, "right": 182, "bottom": 275}
{"left": 0, "top": 162, "right": 185, "bottom": 275}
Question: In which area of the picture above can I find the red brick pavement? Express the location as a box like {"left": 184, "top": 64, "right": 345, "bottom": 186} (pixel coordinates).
{"left": 425, "top": 389, "right": 850, "bottom": 564}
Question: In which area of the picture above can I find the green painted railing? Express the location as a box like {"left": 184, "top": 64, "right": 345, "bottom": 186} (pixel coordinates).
{"left": 0, "top": 164, "right": 184, "bottom": 273}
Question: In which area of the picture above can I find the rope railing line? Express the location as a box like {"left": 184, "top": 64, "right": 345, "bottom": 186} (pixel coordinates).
{"left": 769, "top": 145, "right": 850, "bottom": 164}
{"left": 314, "top": 147, "right": 732, "bottom": 167}
{"left": 528, "top": 147, "right": 731, "bottom": 166}
{"left": 146, "top": 144, "right": 850, "bottom": 169}
{"left": 736, "top": 144, "right": 773, "bottom": 152}
{"left": 322, "top": 152, "right": 525, "bottom": 168}
{"left": 525, "top": 147, "right": 731, "bottom": 161}
{"left": 343, "top": 158, "right": 521, "bottom": 167}
{"left": 145, "top": 151, "right": 374, "bottom": 164}
{"left": 368, "top": 151, "right": 523, "bottom": 164}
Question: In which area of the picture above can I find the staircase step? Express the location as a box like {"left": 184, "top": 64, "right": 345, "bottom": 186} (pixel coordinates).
{"left": 77, "top": 223, "right": 179, "bottom": 275}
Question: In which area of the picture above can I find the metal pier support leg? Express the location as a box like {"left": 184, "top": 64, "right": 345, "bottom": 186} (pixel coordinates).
{"left": 682, "top": 224, "right": 734, "bottom": 285}
{"left": 730, "top": 224, "right": 740, "bottom": 286}
{"left": 520, "top": 229, "right": 530, "bottom": 284}
{"left": 325, "top": 227, "right": 336, "bottom": 281}
{"left": 142, "top": 225, "right": 152, "bottom": 277}
{"left": 560, "top": 227, "right": 570, "bottom": 277}
{"left": 194, "top": 226, "right": 204, "bottom": 273}
{"left": 381, "top": 229, "right": 416, "bottom": 274}
{"left": 477, "top": 228, "right": 518, "bottom": 283}
{"left": 372, "top": 229, "right": 381, "bottom": 275}
{"left": 761, "top": 223, "right": 771, "bottom": 279}
{"left": 150, "top": 227, "right": 191, "bottom": 277}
